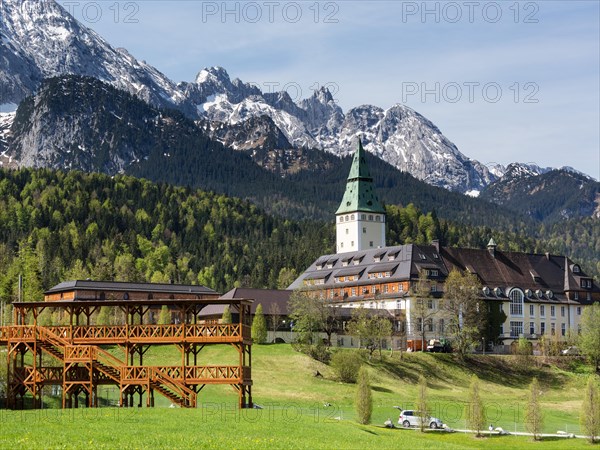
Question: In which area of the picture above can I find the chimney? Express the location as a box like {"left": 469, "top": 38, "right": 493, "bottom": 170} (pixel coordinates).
{"left": 487, "top": 238, "right": 497, "bottom": 258}
{"left": 431, "top": 239, "right": 440, "bottom": 252}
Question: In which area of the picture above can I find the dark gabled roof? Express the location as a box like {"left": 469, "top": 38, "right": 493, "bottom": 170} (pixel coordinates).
{"left": 335, "top": 267, "right": 365, "bottom": 278}
{"left": 367, "top": 263, "right": 399, "bottom": 274}
{"left": 440, "top": 247, "right": 599, "bottom": 303}
{"left": 290, "top": 242, "right": 598, "bottom": 305}
{"left": 45, "top": 280, "right": 216, "bottom": 295}
{"left": 288, "top": 244, "right": 447, "bottom": 291}
{"left": 304, "top": 271, "right": 333, "bottom": 281}
{"left": 198, "top": 288, "right": 291, "bottom": 317}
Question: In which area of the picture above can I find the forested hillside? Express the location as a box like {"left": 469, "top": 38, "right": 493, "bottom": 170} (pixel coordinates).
{"left": 0, "top": 168, "right": 331, "bottom": 300}
{"left": 0, "top": 168, "right": 597, "bottom": 306}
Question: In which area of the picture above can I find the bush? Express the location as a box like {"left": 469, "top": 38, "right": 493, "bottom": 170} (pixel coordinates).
{"left": 331, "top": 350, "right": 362, "bottom": 383}
{"left": 292, "top": 341, "right": 331, "bottom": 364}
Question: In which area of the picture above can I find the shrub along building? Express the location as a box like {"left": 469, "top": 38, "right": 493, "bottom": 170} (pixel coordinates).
{"left": 289, "top": 139, "right": 599, "bottom": 351}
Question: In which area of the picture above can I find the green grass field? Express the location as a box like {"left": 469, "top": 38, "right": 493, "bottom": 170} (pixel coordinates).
{"left": 1, "top": 344, "right": 597, "bottom": 449}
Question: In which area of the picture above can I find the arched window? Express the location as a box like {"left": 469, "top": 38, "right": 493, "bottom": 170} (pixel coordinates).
{"left": 509, "top": 289, "right": 524, "bottom": 316}
{"left": 123, "top": 292, "right": 129, "bottom": 300}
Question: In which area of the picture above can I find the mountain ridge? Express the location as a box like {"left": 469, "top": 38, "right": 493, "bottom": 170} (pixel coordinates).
{"left": 0, "top": 0, "right": 574, "bottom": 195}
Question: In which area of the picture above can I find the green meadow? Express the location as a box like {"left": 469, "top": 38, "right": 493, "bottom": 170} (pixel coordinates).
{"left": 0, "top": 344, "right": 596, "bottom": 449}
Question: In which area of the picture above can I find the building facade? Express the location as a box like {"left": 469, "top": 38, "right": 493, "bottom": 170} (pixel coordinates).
{"left": 290, "top": 139, "right": 599, "bottom": 350}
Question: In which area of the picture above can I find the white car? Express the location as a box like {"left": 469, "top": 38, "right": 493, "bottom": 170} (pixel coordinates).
{"left": 561, "top": 346, "right": 580, "bottom": 356}
{"left": 397, "top": 409, "right": 443, "bottom": 429}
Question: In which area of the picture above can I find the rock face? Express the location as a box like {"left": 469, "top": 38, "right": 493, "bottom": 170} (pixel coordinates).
{"left": 0, "top": 0, "right": 189, "bottom": 112}
{"left": 188, "top": 68, "right": 495, "bottom": 192}
{"left": 2, "top": 0, "right": 589, "bottom": 195}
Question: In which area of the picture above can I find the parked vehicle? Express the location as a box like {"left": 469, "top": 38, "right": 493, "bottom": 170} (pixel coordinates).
{"left": 561, "top": 346, "right": 580, "bottom": 356}
{"left": 397, "top": 409, "right": 444, "bottom": 429}
{"left": 426, "top": 339, "right": 451, "bottom": 353}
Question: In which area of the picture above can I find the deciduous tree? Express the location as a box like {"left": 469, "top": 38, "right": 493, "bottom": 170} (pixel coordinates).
{"left": 416, "top": 375, "right": 429, "bottom": 432}
{"left": 439, "top": 269, "right": 484, "bottom": 358}
{"left": 466, "top": 375, "right": 485, "bottom": 436}
{"left": 525, "top": 377, "right": 544, "bottom": 440}
{"left": 580, "top": 375, "right": 600, "bottom": 443}
{"left": 579, "top": 302, "right": 600, "bottom": 372}
{"left": 355, "top": 367, "right": 372, "bottom": 425}
{"left": 347, "top": 307, "right": 392, "bottom": 359}
{"left": 288, "top": 291, "right": 339, "bottom": 346}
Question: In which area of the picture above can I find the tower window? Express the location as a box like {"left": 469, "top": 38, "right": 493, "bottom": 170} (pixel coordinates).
{"left": 345, "top": 215, "right": 349, "bottom": 221}
{"left": 375, "top": 216, "right": 380, "bottom": 222}
{"left": 351, "top": 241, "right": 354, "bottom": 247}
{"left": 370, "top": 241, "right": 373, "bottom": 247}
{"left": 346, "top": 228, "right": 349, "bottom": 235}
{"left": 361, "top": 214, "right": 366, "bottom": 220}
{"left": 363, "top": 228, "right": 366, "bottom": 233}
{"left": 351, "top": 214, "right": 355, "bottom": 220}
{"left": 368, "top": 215, "right": 373, "bottom": 220}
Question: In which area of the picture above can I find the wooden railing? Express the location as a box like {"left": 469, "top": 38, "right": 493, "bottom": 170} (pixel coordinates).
{"left": 64, "top": 345, "right": 95, "bottom": 362}
{"left": 0, "top": 324, "right": 250, "bottom": 345}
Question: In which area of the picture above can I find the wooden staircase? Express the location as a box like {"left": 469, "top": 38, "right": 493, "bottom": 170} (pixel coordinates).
{"left": 36, "top": 327, "right": 195, "bottom": 407}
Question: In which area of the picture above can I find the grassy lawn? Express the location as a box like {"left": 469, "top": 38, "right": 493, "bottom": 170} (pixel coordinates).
{"left": 1, "top": 344, "right": 597, "bottom": 448}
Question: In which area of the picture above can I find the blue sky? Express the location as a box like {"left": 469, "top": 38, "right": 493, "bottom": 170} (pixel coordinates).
{"left": 59, "top": 1, "right": 599, "bottom": 179}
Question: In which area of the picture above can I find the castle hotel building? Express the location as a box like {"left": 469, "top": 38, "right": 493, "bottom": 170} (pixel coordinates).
{"left": 289, "top": 140, "right": 599, "bottom": 348}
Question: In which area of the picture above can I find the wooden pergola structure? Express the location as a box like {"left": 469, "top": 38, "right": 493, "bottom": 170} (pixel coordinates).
{"left": 0, "top": 297, "right": 253, "bottom": 409}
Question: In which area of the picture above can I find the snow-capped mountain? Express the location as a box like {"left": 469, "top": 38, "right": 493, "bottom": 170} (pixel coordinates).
{"left": 185, "top": 67, "right": 495, "bottom": 191}
{"left": 0, "top": 0, "right": 190, "bottom": 113}
{"left": 1, "top": 0, "right": 584, "bottom": 195}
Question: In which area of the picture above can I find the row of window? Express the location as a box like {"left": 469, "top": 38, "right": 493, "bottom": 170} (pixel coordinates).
{"left": 508, "top": 299, "right": 582, "bottom": 318}
{"left": 339, "top": 214, "right": 383, "bottom": 223}
{"left": 328, "top": 284, "right": 404, "bottom": 298}
{"left": 508, "top": 321, "right": 569, "bottom": 337}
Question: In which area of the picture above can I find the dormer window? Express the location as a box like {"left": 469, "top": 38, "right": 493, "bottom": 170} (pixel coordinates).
{"left": 573, "top": 265, "right": 580, "bottom": 273}
{"left": 420, "top": 254, "right": 426, "bottom": 260}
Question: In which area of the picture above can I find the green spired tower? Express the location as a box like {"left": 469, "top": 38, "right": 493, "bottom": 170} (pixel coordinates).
{"left": 335, "top": 139, "right": 386, "bottom": 253}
